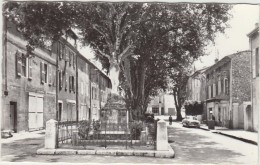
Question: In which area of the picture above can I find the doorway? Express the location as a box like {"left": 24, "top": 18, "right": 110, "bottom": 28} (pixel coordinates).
{"left": 10, "top": 102, "right": 17, "bottom": 133}
{"left": 58, "top": 102, "right": 62, "bottom": 121}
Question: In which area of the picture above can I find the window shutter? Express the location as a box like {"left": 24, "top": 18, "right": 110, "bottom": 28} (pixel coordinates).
{"left": 53, "top": 67, "right": 56, "bottom": 87}
{"left": 73, "top": 53, "right": 76, "bottom": 68}
{"left": 69, "top": 76, "right": 72, "bottom": 92}
{"left": 40, "top": 62, "right": 44, "bottom": 84}
{"left": 65, "top": 72, "right": 68, "bottom": 91}
{"left": 62, "top": 45, "right": 65, "bottom": 59}
{"left": 252, "top": 49, "right": 256, "bottom": 78}
{"left": 215, "top": 83, "right": 218, "bottom": 96}
{"left": 69, "top": 51, "right": 72, "bottom": 66}
{"left": 60, "top": 70, "right": 63, "bottom": 89}
{"left": 16, "top": 52, "right": 22, "bottom": 77}
{"left": 59, "top": 43, "right": 63, "bottom": 59}
{"left": 28, "top": 58, "right": 33, "bottom": 79}
{"left": 73, "top": 76, "right": 76, "bottom": 93}
{"left": 218, "top": 80, "right": 221, "bottom": 95}
{"left": 48, "top": 65, "right": 52, "bottom": 85}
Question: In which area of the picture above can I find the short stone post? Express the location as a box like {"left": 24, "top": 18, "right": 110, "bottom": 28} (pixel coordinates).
{"left": 156, "top": 119, "right": 168, "bottom": 151}
{"left": 72, "top": 130, "right": 79, "bottom": 146}
{"left": 45, "top": 119, "right": 58, "bottom": 149}
{"left": 140, "top": 131, "right": 147, "bottom": 144}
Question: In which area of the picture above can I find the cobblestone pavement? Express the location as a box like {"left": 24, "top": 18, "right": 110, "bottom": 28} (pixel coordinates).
{"left": 1, "top": 122, "right": 258, "bottom": 164}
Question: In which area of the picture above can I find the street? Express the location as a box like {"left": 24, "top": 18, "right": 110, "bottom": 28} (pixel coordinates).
{"left": 1, "top": 122, "right": 258, "bottom": 164}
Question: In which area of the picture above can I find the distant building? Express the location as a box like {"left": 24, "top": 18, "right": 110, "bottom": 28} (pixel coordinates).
{"left": 147, "top": 93, "right": 176, "bottom": 116}
{"left": 247, "top": 23, "right": 259, "bottom": 132}
{"left": 205, "top": 50, "right": 251, "bottom": 129}
{"left": 186, "top": 67, "right": 209, "bottom": 121}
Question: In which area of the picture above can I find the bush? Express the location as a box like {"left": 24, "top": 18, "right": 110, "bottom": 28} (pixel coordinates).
{"left": 184, "top": 100, "right": 204, "bottom": 116}
{"left": 130, "top": 121, "right": 143, "bottom": 140}
{"left": 78, "top": 120, "right": 91, "bottom": 140}
{"left": 93, "top": 120, "right": 101, "bottom": 132}
{"left": 143, "top": 113, "right": 155, "bottom": 123}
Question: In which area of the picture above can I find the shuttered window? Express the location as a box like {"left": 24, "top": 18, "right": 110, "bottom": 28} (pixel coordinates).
{"left": 69, "top": 76, "right": 72, "bottom": 92}
{"left": 16, "top": 51, "right": 28, "bottom": 78}
{"left": 48, "top": 65, "right": 52, "bottom": 86}
{"left": 59, "top": 70, "right": 63, "bottom": 90}
{"left": 73, "top": 53, "right": 76, "bottom": 68}
{"left": 28, "top": 58, "right": 33, "bottom": 80}
{"left": 40, "top": 62, "right": 47, "bottom": 84}
{"left": 65, "top": 72, "right": 68, "bottom": 91}
{"left": 218, "top": 79, "right": 221, "bottom": 95}
{"left": 213, "top": 83, "right": 216, "bottom": 97}
{"left": 224, "top": 78, "right": 229, "bottom": 95}
{"left": 16, "top": 53, "right": 22, "bottom": 77}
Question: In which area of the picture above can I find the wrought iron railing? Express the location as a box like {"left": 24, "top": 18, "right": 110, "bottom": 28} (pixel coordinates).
{"left": 56, "top": 120, "right": 157, "bottom": 150}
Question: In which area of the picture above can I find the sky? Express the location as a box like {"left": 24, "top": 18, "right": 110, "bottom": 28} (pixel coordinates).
{"left": 194, "top": 4, "right": 259, "bottom": 70}
{"left": 77, "top": 3, "right": 260, "bottom": 71}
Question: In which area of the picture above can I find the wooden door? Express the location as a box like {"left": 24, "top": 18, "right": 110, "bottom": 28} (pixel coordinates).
{"left": 9, "top": 102, "right": 17, "bottom": 132}
{"left": 29, "top": 95, "right": 44, "bottom": 130}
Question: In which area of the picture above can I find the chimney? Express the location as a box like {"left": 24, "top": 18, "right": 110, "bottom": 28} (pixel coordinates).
{"left": 255, "top": 23, "right": 259, "bottom": 28}
{"left": 215, "top": 58, "right": 219, "bottom": 63}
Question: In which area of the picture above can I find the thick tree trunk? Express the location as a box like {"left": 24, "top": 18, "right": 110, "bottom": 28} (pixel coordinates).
{"left": 109, "top": 66, "right": 120, "bottom": 94}
{"left": 173, "top": 89, "right": 183, "bottom": 121}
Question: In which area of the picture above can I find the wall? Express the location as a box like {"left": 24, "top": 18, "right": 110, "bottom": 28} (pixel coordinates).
{"left": 2, "top": 21, "right": 56, "bottom": 132}
{"left": 77, "top": 56, "right": 90, "bottom": 121}
{"left": 250, "top": 31, "right": 259, "bottom": 132}
{"left": 231, "top": 51, "right": 251, "bottom": 104}
{"left": 163, "top": 94, "right": 176, "bottom": 115}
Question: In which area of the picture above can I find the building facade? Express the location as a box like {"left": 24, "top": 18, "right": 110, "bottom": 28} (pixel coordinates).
{"left": 205, "top": 50, "right": 251, "bottom": 129}
{"left": 248, "top": 23, "right": 259, "bottom": 132}
{"left": 147, "top": 93, "right": 176, "bottom": 116}
{"left": 2, "top": 20, "right": 112, "bottom": 132}
{"left": 186, "top": 67, "right": 208, "bottom": 121}
{"left": 2, "top": 21, "right": 56, "bottom": 132}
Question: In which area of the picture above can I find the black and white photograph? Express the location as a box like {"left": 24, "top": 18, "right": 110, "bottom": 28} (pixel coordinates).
{"left": 1, "top": 0, "right": 259, "bottom": 164}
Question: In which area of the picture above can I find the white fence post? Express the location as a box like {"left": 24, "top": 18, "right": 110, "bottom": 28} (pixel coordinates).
{"left": 156, "top": 119, "right": 168, "bottom": 151}
{"left": 45, "top": 119, "right": 58, "bottom": 149}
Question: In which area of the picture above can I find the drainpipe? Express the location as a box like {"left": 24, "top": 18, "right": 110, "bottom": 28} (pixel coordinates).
{"left": 3, "top": 17, "right": 8, "bottom": 96}
{"left": 249, "top": 37, "right": 254, "bottom": 131}
{"left": 76, "top": 54, "right": 78, "bottom": 122}
{"left": 89, "top": 66, "right": 92, "bottom": 121}
{"left": 229, "top": 60, "right": 233, "bottom": 129}
{"left": 56, "top": 42, "right": 59, "bottom": 121}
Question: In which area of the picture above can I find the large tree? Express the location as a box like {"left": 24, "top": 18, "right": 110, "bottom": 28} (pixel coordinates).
{"left": 3, "top": 2, "right": 232, "bottom": 96}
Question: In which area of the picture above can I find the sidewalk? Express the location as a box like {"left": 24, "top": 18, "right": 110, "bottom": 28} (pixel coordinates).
{"left": 1, "top": 130, "right": 45, "bottom": 144}
{"left": 199, "top": 124, "right": 258, "bottom": 145}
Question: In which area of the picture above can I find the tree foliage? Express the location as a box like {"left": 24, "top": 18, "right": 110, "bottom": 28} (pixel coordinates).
{"left": 184, "top": 100, "right": 204, "bottom": 116}
{"left": 3, "top": 2, "right": 232, "bottom": 119}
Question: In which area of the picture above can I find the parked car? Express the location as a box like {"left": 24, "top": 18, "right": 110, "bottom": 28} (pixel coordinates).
{"left": 182, "top": 116, "right": 200, "bottom": 128}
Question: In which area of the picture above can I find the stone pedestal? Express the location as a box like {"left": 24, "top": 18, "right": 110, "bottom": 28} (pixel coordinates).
{"left": 140, "top": 131, "right": 147, "bottom": 144}
{"left": 45, "top": 119, "right": 58, "bottom": 149}
{"left": 72, "top": 131, "right": 79, "bottom": 146}
{"left": 156, "top": 119, "right": 168, "bottom": 151}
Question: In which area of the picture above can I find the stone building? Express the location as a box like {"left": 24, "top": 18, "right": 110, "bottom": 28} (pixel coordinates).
{"left": 205, "top": 50, "right": 251, "bottom": 129}
{"left": 2, "top": 20, "right": 112, "bottom": 132}
{"left": 147, "top": 93, "right": 176, "bottom": 116}
{"left": 2, "top": 21, "right": 56, "bottom": 132}
{"left": 53, "top": 32, "right": 78, "bottom": 122}
{"left": 186, "top": 67, "right": 209, "bottom": 121}
{"left": 78, "top": 54, "right": 112, "bottom": 121}
{"left": 247, "top": 23, "right": 259, "bottom": 132}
